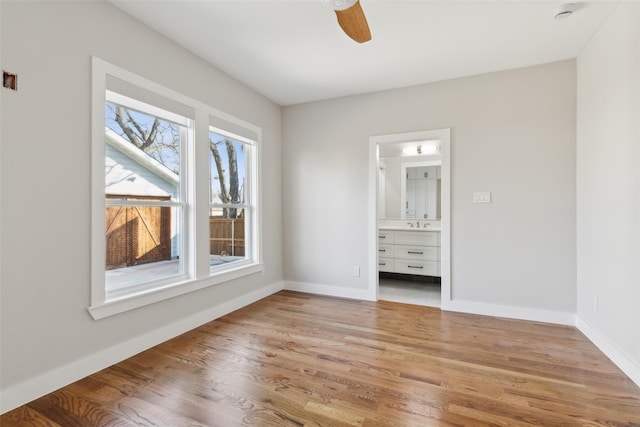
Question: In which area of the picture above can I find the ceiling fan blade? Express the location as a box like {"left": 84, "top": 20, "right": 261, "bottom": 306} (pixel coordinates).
{"left": 335, "top": 0, "right": 371, "bottom": 43}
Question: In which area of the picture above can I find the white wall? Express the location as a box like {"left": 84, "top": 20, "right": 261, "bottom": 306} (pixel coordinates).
{"left": 0, "top": 0, "right": 282, "bottom": 411}
{"left": 283, "top": 60, "right": 577, "bottom": 317}
{"left": 105, "top": 145, "right": 177, "bottom": 199}
{"left": 576, "top": 2, "right": 640, "bottom": 384}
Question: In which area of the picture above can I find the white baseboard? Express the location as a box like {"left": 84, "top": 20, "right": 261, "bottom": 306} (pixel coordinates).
{"left": 0, "top": 281, "right": 284, "bottom": 414}
{"left": 442, "top": 299, "right": 576, "bottom": 326}
{"left": 284, "top": 281, "right": 376, "bottom": 301}
{"left": 576, "top": 316, "right": 640, "bottom": 388}
{"left": 284, "top": 282, "right": 574, "bottom": 325}
{"left": 5, "top": 283, "right": 637, "bottom": 414}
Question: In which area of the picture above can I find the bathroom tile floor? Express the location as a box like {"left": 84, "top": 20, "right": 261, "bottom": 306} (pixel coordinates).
{"left": 378, "top": 278, "right": 441, "bottom": 307}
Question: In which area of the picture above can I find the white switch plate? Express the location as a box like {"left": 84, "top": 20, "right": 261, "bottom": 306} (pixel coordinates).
{"left": 473, "top": 192, "right": 492, "bottom": 203}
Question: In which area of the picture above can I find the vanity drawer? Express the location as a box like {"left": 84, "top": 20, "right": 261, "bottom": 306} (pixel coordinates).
{"left": 393, "top": 245, "right": 439, "bottom": 261}
{"left": 394, "top": 230, "right": 439, "bottom": 246}
{"left": 394, "top": 259, "right": 439, "bottom": 276}
{"left": 378, "top": 230, "right": 394, "bottom": 244}
{"left": 378, "top": 257, "right": 394, "bottom": 273}
{"left": 378, "top": 244, "right": 394, "bottom": 258}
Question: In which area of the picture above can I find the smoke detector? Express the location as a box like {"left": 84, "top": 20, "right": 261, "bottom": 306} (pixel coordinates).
{"left": 554, "top": 3, "right": 578, "bottom": 19}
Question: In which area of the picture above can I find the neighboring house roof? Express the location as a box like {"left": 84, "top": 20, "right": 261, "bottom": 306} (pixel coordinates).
{"left": 105, "top": 127, "right": 179, "bottom": 198}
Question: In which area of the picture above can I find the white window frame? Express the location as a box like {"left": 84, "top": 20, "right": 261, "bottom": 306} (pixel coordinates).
{"left": 208, "top": 127, "right": 256, "bottom": 274}
{"left": 89, "top": 57, "right": 263, "bottom": 320}
{"left": 104, "top": 93, "right": 192, "bottom": 300}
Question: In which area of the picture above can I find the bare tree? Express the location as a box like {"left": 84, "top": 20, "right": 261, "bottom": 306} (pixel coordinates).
{"left": 108, "top": 104, "right": 180, "bottom": 174}
{"left": 114, "top": 106, "right": 159, "bottom": 151}
{"left": 210, "top": 138, "right": 240, "bottom": 218}
{"left": 107, "top": 103, "right": 241, "bottom": 218}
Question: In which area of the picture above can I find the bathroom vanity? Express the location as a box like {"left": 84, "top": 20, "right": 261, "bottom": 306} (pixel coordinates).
{"left": 378, "top": 227, "right": 440, "bottom": 277}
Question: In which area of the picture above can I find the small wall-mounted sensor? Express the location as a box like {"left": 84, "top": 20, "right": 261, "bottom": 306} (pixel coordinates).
{"left": 3, "top": 71, "right": 17, "bottom": 91}
{"left": 554, "top": 3, "right": 579, "bottom": 19}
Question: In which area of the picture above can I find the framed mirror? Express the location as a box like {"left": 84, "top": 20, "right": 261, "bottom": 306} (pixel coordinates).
{"left": 400, "top": 161, "right": 441, "bottom": 220}
{"left": 377, "top": 157, "right": 441, "bottom": 219}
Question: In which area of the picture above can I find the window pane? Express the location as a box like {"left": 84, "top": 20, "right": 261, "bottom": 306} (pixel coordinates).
{"left": 106, "top": 101, "right": 182, "bottom": 201}
{"left": 106, "top": 205, "right": 183, "bottom": 290}
{"left": 209, "top": 132, "right": 247, "bottom": 206}
{"left": 209, "top": 208, "right": 247, "bottom": 268}
{"left": 104, "top": 98, "right": 185, "bottom": 290}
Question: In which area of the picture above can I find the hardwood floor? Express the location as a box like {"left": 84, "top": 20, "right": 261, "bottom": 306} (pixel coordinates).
{"left": 2, "top": 290, "right": 640, "bottom": 426}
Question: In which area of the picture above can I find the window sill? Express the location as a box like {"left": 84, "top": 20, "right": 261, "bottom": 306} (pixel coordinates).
{"left": 88, "top": 262, "right": 264, "bottom": 320}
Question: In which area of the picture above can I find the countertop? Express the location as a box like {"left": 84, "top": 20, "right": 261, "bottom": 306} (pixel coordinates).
{"left": 378, "top": 226, "right": 441, "bottom": 232}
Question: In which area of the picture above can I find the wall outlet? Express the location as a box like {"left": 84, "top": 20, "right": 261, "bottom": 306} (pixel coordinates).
{"left": 353, "top": 267, "right": 360, "bottom": 277}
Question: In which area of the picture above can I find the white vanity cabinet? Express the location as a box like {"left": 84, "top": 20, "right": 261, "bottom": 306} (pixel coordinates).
{"left": 377, "top": 230, "right": 395, "bottom": 272}
{"left": 378, "top": 229, "right": 440, "bottom": 277}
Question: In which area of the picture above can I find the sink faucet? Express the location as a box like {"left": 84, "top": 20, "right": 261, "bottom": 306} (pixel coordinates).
{"left": 416, "top": 221, "right": 420, "bottom": 228}
{"left": 407, "top": 222, "right": 414, "bottom": 228}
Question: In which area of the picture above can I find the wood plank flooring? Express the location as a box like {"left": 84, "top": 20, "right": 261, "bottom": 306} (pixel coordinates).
{"left": 2, "top": 290, "right": 640, "bottom": 426}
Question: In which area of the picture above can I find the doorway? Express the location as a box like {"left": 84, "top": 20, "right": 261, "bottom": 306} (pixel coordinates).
{"left": 368, "top": 129, "right": 451, "bottom": 308}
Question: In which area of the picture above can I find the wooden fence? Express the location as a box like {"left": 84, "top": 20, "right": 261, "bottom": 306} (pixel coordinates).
{"left": 105, "top": 202, "right": 171, "bottom": 269}
{"left": 209, "top": 217, "right": 245, "bottom": 257}
{"left": 105, "top": 200, "right": 244, "bottom": 269}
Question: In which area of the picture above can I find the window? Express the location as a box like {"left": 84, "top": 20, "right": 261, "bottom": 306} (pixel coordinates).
{"left": 90, "top": 58, "right": 262, "bottom": 319}
{"left": 104, "top": 93, "right": 189, "bottom": 298}
{"left": 209, "top": 130, "right": 253, "bottom": 271}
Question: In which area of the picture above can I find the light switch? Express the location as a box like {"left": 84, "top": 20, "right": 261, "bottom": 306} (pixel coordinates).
{"left": 473, "top": 192, "right": 491, "bottom": 203}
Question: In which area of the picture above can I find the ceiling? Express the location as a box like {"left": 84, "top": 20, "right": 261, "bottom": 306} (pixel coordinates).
{"left": 109, "top": 0, "right": 619, "bottom": 106}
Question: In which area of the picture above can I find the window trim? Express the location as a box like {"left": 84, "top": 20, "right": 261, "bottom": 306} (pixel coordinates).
{"left": 208, "top": 126, "right": 255, "bottom": 273}
{"left": 104, "top": 92, "right": 191, "bottom": 297}
{"left": 89, "top": 57, "right": 263, "bottom": 320}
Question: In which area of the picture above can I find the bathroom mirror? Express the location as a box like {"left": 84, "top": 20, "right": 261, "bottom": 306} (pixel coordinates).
{"left": 401, "top": 162, "right": 441, "bottom": 220}
{"left": 378, "top": 156, "right": 441, "bottom": 219}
